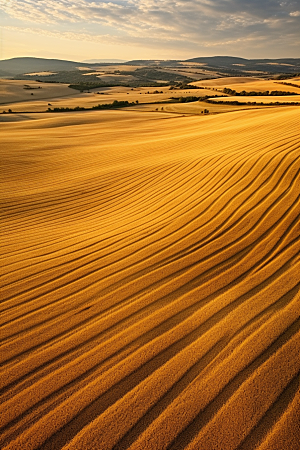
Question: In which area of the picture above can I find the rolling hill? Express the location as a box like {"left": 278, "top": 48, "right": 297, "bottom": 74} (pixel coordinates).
{"left": 1, "top": 56, "right": 299, "bottom": 81}
{"left": 1, "top": 106, "right": 299, "bottom": 450}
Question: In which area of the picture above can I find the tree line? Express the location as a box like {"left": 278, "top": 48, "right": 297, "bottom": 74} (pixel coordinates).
{"left": 47, "top": 100, "right": 138, "bottom": 112}
{"left": 222, "top": 88, "right": 298, "bottom": 96}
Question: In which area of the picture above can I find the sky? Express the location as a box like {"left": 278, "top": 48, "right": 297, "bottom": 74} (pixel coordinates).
{"left": 0, "top": 0, "right": 299, "bottom": 62}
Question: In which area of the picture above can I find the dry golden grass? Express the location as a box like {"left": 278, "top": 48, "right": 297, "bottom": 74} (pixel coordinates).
{"left": 0, "top": 79, "right": 77, "bottom": 105}
{"left": 191, "top": 76, "right": 262, "bottom": 86}
{"left": 0, "top": 82, "right": 217, "bottom": 114}
{"left": 158, "top": 100, "right": 271, "bottom": 115}
{"left": 3, "top": 76, "right": 298, "bottom": 118}
{"left": 210, "top": 95, "right": 300, "bottom": 104}
{"left": 192, "top": 77, "right": 300, "bottom": 94}
{"left": 24, "top": 72, "right": 58, "bottom": 76}
{"left": 0, "top": 106, "right": 299, "bottom": 450}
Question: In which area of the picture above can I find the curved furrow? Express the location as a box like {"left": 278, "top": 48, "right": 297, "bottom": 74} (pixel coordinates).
{"left": 3, "top": 134, "right": 290, "bottom": 236}
{"left": 0, "top": 151, "right": 249, "bottom": 290}
{"left": 1, "top": 107, "right": 299, "bottom": 450}
{"left": 3, "top": 207, "right": 299, "bottom": 384}
{"left": 1, "top": 160, "right": 181, "bottom": 214}
{"left": 125, "top": 300, "right": 300, "bottom": 450}
{"left": 147, "top": 145, "right": 300, "bottom": 269}
{"left": 1, "top": 138, "right": 298, "bottom": 324}
{"left": 2, "top": 278, "right": 299, "bottom": 450}
{"left": 1, "top": 180, "right": 299, "bottom": 374}
{"left": 234, "top": 372, "right": 300, "bottom": 450}
{"left": 51, "top": 290, "right": 300, "bottom": 450}
{"left": 181, "top": 332, "right": 300, "bottom": 450}
{"left": 0, "top": 134, "right": 292, "bottom": 272}
{"left": 1, "top": 232, "right": 298, "bottom": 411}
{"left": 0, "top": 155, "right": 224, "bottom": 277}
{"left": 104, "top": 287, "right": 300, "bottom": 450}
{"left": 1, "top": 120, "right": 294, "bottom": 239}
{"left": 254, "top": 388, "right": 300, "bottom": 450}
{"left": 1, "top": 153, "right": 298, "bottom": 346}
{"left": 0, "top": 213, "right": 296, "bottom": 360}
{"left": 0, "top": 239, "right": 298, "bottom": 418}
{"left": 1, "top": 159, "right": 188, "bottom": 227}
{"left": 0, "top": 143, "right": 255, "bottom": 243}
{"left": 1, "top": 250, "right": 299, "bottom": 445}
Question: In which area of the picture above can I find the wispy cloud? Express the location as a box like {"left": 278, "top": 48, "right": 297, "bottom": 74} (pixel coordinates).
{"left": 2, "top": 26, "right": 122, "bottom": 45}
{"left": 1, "top": 0, "right": 299, "bottom": 56}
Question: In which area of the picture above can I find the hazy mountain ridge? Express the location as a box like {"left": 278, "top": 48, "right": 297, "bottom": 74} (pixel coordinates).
{"left": 1, "top": 56, "right": 300, "bottom": 78}
{"left": 82, "top": 59, "right": 127, "bottom": 63}
{"left": 186, "top": 56, "right": 300, "bottom": 74}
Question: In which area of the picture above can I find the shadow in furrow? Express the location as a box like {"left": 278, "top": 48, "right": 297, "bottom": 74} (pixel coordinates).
{"left": 167, "top": 314, "right": 300, "bottom": 449}
{"left": 38, "top": 341, "right": 226, "bottom": 450}
{"left": 236, "top": 371, "right": 300, "bottom": 450}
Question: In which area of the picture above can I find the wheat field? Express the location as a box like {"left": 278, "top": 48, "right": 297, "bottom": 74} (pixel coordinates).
{"left": 210, "top": 95, "right": 300, "bottom": 104}
{"left": 0, "top": 81, "right": 214, "bottom": 114}
{"left": 0, "top": 80, "right": 78, "bottom": 105}
{"left": 1, "top": 106, "right": 300, "bottom": 450}
{"left": 191, "top": 77, "right": 300, "bottom": 94}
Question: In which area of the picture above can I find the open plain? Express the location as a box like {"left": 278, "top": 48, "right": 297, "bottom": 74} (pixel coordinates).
{"left": 192, "top": 77, "right": 300, "bottom": 93}
{"left": 1, "top": 102, "right": 300, "bottom": 450}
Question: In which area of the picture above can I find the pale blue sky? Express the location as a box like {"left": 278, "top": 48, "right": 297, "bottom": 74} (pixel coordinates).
{"left": 0, "top": 0, "right": 299, "bottom": 61}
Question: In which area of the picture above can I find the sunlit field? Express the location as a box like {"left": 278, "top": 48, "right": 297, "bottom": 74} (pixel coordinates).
{"left": 1, "top": 99, "right": 300, "bottom": 450}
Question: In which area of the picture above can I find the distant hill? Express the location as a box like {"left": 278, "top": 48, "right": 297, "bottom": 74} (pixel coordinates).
{"left": 0, "top": 57, "right": 131, "bottom": 78}
{"left": 0, "top": 69, "right": 13, "bottom": 77}
{"left": 0, "top": 56, "right": 299, "bottom": 81}
{"left": 186, "top": 56, "right": 248, "bottom": 65}
{"left": 81, "top": 59, "right": 127, "bottom": 64}
{"left": 0, "top": 57, "right": 90, "bottom": 76}
{"left": 185, "top": 56, "right": 300, "bottom": 73}
{"left": 124, "top": 56, "right": 300, "bottom": 74}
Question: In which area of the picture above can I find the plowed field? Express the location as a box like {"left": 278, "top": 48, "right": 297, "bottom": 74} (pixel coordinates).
{"left": 1, "top": 107, "right": 299, "bottom": 450}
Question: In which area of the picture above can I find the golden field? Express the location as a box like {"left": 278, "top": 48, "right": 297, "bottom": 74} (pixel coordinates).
{"left": 0, "top": 79, "right": 78, "bottom": 105}
{"left": 1, "top": 79, "right": 230, "bottom": 116}
{"left": 2, "top": 77, "right": 300, "bottom": 118}
{"left": 0, "top": 80, "right": 194, "bottom": 114}
{"left": 0, "top": 103, "right": 300, "bottom": 450}
{"left": 191, "top": 77, "right": 300, "bottom": 94}
{"left": 209, "top": 95, "right": 300, "bottom": 104}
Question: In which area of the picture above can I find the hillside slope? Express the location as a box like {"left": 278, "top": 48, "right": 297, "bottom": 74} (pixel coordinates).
{"left": 1, "top": 56, "right": 300, "bottom": 77}
{"left": 0, "top": 57, "right": 88, "bottom": 75}
{"left": 1, "top": 107, "right": 299, "bottom": 450}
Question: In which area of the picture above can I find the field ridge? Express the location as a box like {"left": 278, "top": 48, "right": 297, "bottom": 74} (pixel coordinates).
{"left": 1, "top": 107, "right": 299, "bottom": 450}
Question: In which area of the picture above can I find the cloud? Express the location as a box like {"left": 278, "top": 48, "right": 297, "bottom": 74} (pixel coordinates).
{"left": 3, "top": 26, "right": 122, "bottom": 45}
{"left": 1, "top": 0, "right": 299, "bottom": 55}
{"left": 4, "top": 24, "right": 265, "bottom": 49}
